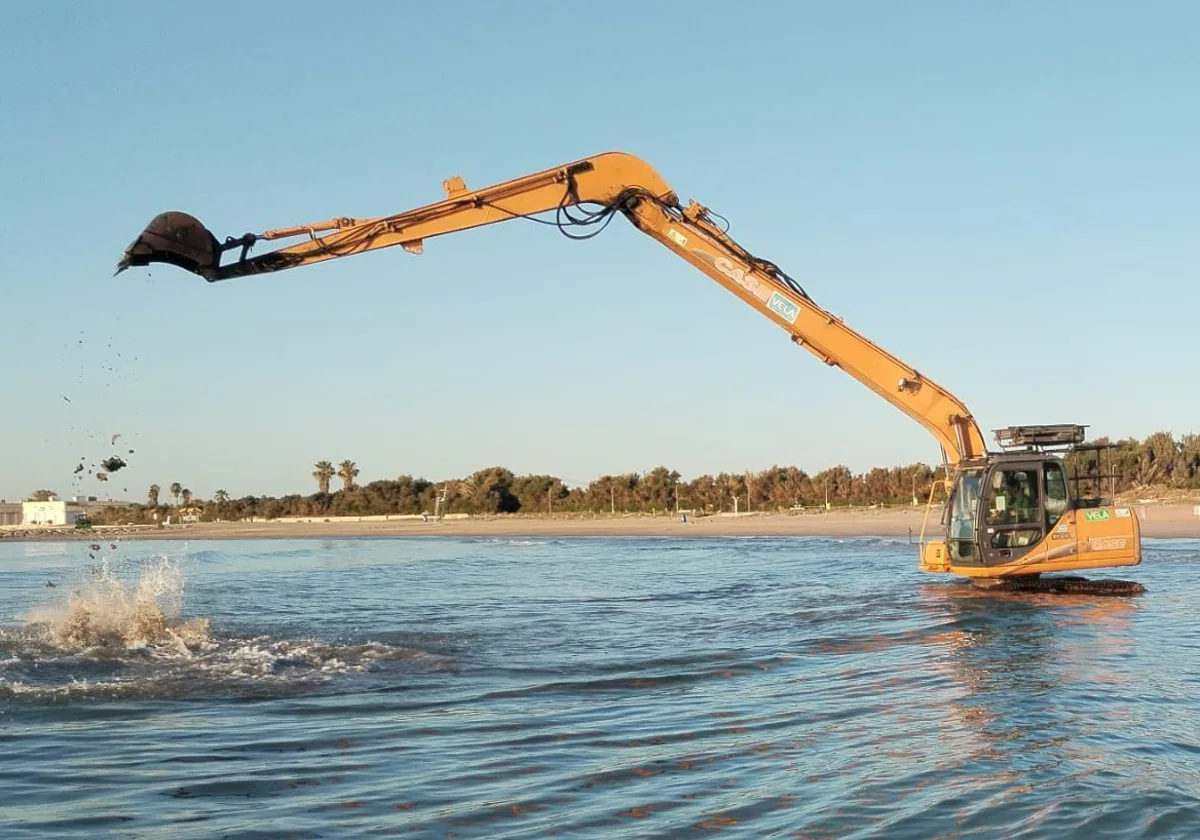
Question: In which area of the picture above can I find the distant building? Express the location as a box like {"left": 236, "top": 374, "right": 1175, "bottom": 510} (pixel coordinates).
{"left": 178, "top": 505, "right": 204, "bottom": 523}
{"left": 21, "top": 499, "right": 86, "bottom": 526}
{"left": 0, "top": 503, "right": 20, "bottom": 527}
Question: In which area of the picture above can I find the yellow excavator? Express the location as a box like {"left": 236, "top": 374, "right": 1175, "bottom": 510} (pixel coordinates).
{"left": 117, "top": 151, "right": 1143, "bottom": 594}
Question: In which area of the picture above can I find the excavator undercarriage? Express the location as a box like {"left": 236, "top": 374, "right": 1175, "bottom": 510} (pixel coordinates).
{"left": 975, "top": 576, "right": 1145, "bottom": 596}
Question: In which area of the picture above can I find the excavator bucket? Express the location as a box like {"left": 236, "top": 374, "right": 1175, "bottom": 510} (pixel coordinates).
{"left": 115, "top": 211, "right": 221, "bottom": 278}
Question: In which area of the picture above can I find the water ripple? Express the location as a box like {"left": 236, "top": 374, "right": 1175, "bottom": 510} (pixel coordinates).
{"left": 1, "top": 536, "right": 1197, "bottom": 838}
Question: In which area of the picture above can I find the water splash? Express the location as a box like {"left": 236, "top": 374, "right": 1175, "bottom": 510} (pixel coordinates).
{"left": 25, "top": 555, "right": 211, "bottom": 655}
{"left": 1, "top": 553, "right": 455, "bottom": 702}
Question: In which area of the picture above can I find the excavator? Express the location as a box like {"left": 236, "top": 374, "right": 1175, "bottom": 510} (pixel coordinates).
{"left": 116, "top": 151, "right": 1143, "bottom": 595}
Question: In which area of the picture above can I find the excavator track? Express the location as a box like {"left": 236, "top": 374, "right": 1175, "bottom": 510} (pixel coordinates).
{"left": 974, "top": 576, "right": 1145, "bottom": 596}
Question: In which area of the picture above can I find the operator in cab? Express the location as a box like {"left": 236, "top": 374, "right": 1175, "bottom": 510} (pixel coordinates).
{"left": 1005, "top": 474, "right": 1035, "bottom": 524}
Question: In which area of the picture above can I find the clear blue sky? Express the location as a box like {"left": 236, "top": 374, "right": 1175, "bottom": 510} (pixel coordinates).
{"left": 2, "top": 1, "right": 1197, "bottom": 502}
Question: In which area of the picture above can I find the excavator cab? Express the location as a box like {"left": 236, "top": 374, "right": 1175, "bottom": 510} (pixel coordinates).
{"left": 955, "top": 457, "right": 1068, "bottom": 565}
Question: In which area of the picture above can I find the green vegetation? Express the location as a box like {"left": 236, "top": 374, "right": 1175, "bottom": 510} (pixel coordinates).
{"left": 82, "top": 431, "right": 1200, "bottom": 526}
{"left": 312, "top": 461, "right": 334, "bottom": 495}
{"left": 1064, "top": 432, "right": 1200, "bottom": 494}
{"left": 337, "top": 460, "right": 359, "bottom": 492}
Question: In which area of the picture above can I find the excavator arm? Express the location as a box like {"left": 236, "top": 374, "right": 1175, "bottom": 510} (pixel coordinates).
{"left": 117, "top": 151, "right": 987, "bottom": 464}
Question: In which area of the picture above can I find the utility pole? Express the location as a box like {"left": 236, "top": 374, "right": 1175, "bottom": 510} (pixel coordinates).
{"left": 733, "top": 494, "right": 739, "bottom": 516}
{"left": 824, "top": 477, "right": 829, "bottom": 512}
{"left": 610, "top": 484, "right": 615, "bottom": 514}
{"left": 674, "top": 482, "right": 680, "bottom": 514}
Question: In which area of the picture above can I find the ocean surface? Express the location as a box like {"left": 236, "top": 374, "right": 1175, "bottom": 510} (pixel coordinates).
{"left": 1, "top": 535, "right": 1199, "bottom": 839}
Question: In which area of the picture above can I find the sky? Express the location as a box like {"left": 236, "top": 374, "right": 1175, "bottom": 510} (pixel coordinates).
{"left": 1, "top": 1, "right": 1197, "bottom": 502}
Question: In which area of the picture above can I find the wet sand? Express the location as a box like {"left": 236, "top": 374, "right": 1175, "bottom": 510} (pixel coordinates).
{"left": 4, "top": 503, "right": 1199, "bottom": 542}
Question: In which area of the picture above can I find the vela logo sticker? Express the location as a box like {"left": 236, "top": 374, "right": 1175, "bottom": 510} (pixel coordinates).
{"left": 1084, "top": 509, "right": 1111, "bottom": 522}
{"left": 767, "top": 292, "right": 800, "bottom": 324}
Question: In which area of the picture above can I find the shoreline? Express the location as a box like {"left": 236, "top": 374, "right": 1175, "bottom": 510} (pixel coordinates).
{"left": 3, "top": 504, "right": 1199, "bottom": 543}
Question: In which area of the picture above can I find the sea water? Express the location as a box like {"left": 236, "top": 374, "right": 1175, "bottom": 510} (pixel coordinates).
{"left": 1, "top": 535, "right": 1198, "bottom": 838}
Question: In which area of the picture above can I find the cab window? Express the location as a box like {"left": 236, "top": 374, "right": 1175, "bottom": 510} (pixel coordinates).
{"left": 985, "top": 468, "right": 1040, "bottom": 526}
{"left": 983, "top": 467, "right": 1042, "bottom": 550}
{"left": 1044, "top": 461, "right": 1068, "bottom": 527}
{"left": 946, "top": 470, "right": 982, "bottom": 563}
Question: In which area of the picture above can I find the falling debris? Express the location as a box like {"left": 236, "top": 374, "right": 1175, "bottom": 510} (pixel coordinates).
{"left": 61, "top": 395, "right": 71, "bottom": 403}
{"left": 110, "top": 433, "right": 121, "bottom": 446}
{"left": 101, "top": 456, "right": 127, "bottom": 473}
{"left": 96, "top": 473, "right": 109, "bottom": 482}
{"left": 74, "top": 463, "right": 85, "bottom": 474}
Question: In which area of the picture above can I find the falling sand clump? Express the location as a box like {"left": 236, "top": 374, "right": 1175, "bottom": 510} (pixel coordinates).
{"left": 35, "top": 557, "right": 211, "bottom": 656}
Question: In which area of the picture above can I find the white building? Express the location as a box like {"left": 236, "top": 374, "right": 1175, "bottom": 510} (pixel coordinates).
{"left": 21, "top": 499, "right": 86, "bottom": 526}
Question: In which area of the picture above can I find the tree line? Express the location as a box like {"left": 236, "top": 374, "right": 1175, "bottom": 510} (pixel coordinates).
{"left": 1062, "top": 431, "right": 1200, "bottom": 496}
{"left": 75, "top": 431, "right": 1200, "bottom": 525}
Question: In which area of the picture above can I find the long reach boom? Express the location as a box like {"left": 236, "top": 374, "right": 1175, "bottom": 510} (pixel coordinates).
{"left": 118, "top": 151, "right": 987, "bottom": 465}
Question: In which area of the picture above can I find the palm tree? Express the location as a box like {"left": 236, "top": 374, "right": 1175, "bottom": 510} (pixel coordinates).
{"left": 169, "top": 482, "right": 182, "bottom": 508}
{"left": 313, "top": 461, "right": 334, "bottom": 494}
{"left": 148, "top": 484, "right": 160, "bottom": 508}
{"left": 181, "top": 488, "right": 193, "bottom": 508}
{"left": 214, "top": 489, "right": 230, "bottom": 505}
{"left": 337, "top": 460, "right": 360, "bottom": 492}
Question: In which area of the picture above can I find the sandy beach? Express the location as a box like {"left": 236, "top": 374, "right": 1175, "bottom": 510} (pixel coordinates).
{"left": 4, "top": 503, "right": 1199, "bottom": 542}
